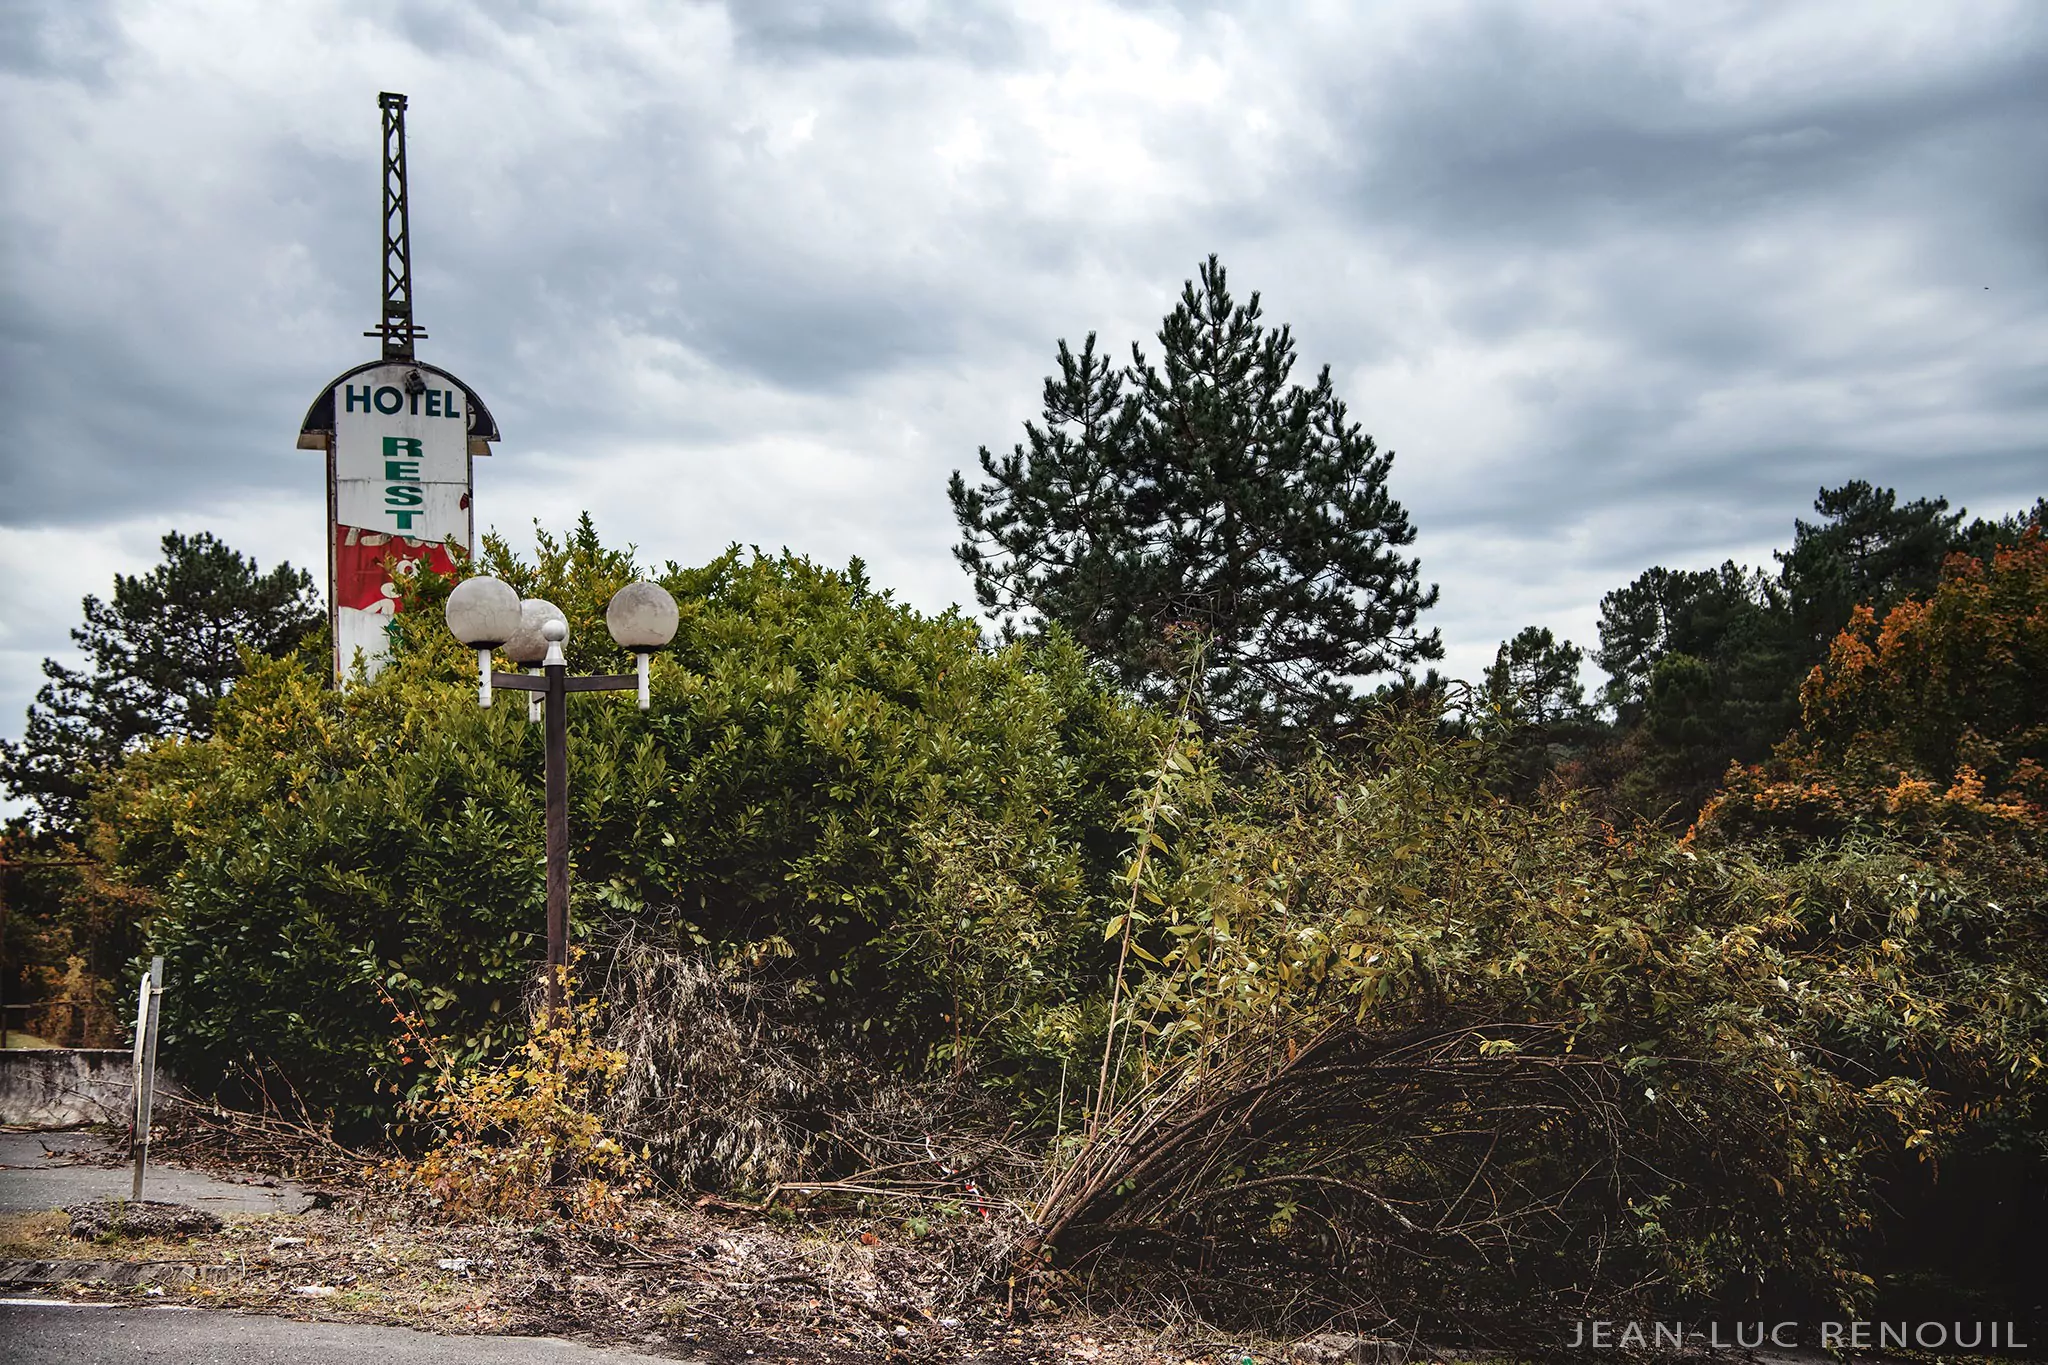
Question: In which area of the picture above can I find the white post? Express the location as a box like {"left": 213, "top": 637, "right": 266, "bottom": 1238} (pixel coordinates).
{"left": 636, "top": 652, "right": 651, "bottom": 710}
{"left": 478, "top": 648, "right": 494, "bottom": 707}
{"left": 129, "top": 974, "right": 148, "bottom": 1099}
{"left": 130, "top": 956, "right": 163, "bottom": 1201}
{"left": 528, "top": 666, "right": 544, "bottom": 724}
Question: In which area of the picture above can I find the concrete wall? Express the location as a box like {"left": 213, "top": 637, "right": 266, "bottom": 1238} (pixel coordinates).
{"left": 0, "top": 1049, "right": 182, "bottom": 1128}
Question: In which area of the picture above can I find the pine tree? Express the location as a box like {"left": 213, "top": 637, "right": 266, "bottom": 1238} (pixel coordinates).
{"left": 947, "top": 334, "right": 1153, "bottom": 664}
{"left": 0, "top": 531, "right": 321, "bottom": 832}
{"left": 1775, "top": 481, "right": 1964, "bottom": 658}
{"left": 1594, "top": 562, "right": 1782, "bottom": 724}
{"left": 1478, "top": 626, "right": 1597, "bottom": 796}
{"left": 1484, "top": 626, "right": 1589, "bottom": 726}
{"left": 1586, "top": 483, "right": 2032, "bottom": 822}
{"left": 952, "top": 256, "right": 1439, "bottom": 731}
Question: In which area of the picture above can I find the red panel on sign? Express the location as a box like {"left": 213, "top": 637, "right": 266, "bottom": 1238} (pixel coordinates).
{"left": 334, "top": 526, "right": 458, "bottom": 614}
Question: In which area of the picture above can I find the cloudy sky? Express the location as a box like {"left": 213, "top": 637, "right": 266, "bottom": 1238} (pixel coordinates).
{"left": 3, "top": 0, "right": 2044, "bottom": 755}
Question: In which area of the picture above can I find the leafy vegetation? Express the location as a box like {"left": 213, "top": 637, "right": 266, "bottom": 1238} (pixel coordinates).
{"left": 0, "top": 531, "right": 319, "bottom": 1043}
{"left": 385, "top": 972, "right": 648, "bottom": 1224}
{"left": 1700, "top": 525, "right": 2047, "bottom": 845}
{"left": 85, "top": 522, "right": 1158, "bottom": 1123}
{"left": 0, "top": 530, "right": 320, "bottom": 834}
{"left": 1008, "top": 690, "right": 2048, "bottom": 1331}
{"left": 1575, "top": 483, "right": 2044, "bottom": 820}
{"left": 4, "top": 474, "right": 2042, "bottom": 1342}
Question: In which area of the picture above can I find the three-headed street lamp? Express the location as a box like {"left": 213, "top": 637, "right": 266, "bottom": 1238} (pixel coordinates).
{"left": 443, "top": 576, "right": 679, "bottom": 1015}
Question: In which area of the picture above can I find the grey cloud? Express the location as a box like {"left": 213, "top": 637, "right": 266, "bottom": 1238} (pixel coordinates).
{"left": 433, "top": 172, "right": 965, "bottom": 403}
{"left": 1323, "top": 11, "right": 2048, "bottom": 255}
{"left": 388, "top": 0, "right": 542, "bottom": 61}
{"left": 728, "top": 0, "right": 1024, "bottom": 66}
{"left": 1251, "top": 6, "right": 2048, "bottom": 578}
{"left": 0, "top": 53, "right": 978, "bottom": 526}
{"left": 0, "top": 0, "right": 121, "bottom": 80}
{"left": 2, "top": 0, "right": 2045, "bottom": 744}
{"left": 0, "top": 123, "right": 364, "bottom": 525}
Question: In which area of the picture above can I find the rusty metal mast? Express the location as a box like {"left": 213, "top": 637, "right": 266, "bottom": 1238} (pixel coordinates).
{"left": 365, "top": 92, "right": 427, "bottom": 359}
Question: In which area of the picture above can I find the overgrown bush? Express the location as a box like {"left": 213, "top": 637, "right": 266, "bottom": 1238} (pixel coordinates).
{"left": 81, "top": 516, "right": 2047, "bottom": 1342}
{"left": 595, "top": 929, "right": 1009, "bottom": 1193}
{"left": 386, "top": 975, "right": 648, "bottom": 1223}
{"left": 1017, "top": 709, "right": 2048, "bottom": 1337}
{"left": 95, "top": 519, "right": 1158, "bottom": 1122}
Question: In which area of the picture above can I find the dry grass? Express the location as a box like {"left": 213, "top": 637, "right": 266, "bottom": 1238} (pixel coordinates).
{"left": 2, "top": 1029, "right": 60, "bottom": 1048}
{"left": 1, "top": 1192, "right": 1316, "bottom": 1363}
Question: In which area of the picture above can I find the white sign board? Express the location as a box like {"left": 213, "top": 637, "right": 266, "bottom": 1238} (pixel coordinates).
{"left": 300, "top": 360, "right": 494, "bottom": 681}
{"left": 333, "top": 364, "right": 474, "bottom": 540}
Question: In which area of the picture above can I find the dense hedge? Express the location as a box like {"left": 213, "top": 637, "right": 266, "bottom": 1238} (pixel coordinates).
{"left": 100, "top": 524, "right": 1159, "bottom": 1120}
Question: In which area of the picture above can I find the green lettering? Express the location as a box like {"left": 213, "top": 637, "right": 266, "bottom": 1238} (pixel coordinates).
{"left": 344, "top": 384, "right": 374, "bottom": 412}
{"left": 382, "top": 436, "right": 424, "bottom": 459}
{"left": 373, "top": 387, "right": 403, "bottom": 414}
{"left": 425, "top": 390, "right": 442, "bottom": 417}
{"left": 384, "top": 460, "right": 421, "bottom": 480}
{"left": 391, "top": 510, "right": 421, "bottom": 529}
{"left": 385, "top": 484, "right": 424, "bottom": 507}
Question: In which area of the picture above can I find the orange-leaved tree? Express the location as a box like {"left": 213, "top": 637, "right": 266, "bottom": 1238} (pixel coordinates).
{"left": 1699, "top": 528, "right": 2048, "bottom": 841}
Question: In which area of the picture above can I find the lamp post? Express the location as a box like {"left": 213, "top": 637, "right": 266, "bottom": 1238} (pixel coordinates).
{"left": 444, "top": 576, "right": 679, "bottom": 1016}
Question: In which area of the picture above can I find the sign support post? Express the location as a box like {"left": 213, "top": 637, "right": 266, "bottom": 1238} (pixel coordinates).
{"left": 130, "top": 955, "right": 163, "bottom": 1201}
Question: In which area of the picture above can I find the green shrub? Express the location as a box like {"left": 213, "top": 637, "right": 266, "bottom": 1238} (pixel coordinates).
{"left": 99, "top": 520, "right": 1160, "bottom": 1123}
{"left": 90, "top": 517, "right": 2045, "bottom": 1339}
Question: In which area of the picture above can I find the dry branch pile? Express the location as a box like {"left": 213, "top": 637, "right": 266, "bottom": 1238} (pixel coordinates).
{"left": 597, "top": 933, "right": 1025, "bottom": 1206}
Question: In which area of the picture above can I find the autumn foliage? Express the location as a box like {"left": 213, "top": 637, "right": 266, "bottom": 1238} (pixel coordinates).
{"left": 1699, "top": 529, "right": 2048, "bottom": 842}
{"left": 384, "top": 975, "right": 648, "bottom": 1224}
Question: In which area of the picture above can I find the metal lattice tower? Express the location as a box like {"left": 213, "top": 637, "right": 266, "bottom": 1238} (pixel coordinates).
{"left": 365, "top": 92, "right": 428, "bottom": 359}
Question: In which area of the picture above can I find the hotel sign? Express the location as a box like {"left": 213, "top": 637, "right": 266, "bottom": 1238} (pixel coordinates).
{"left": 299, "top": 359, "right": 500, "bottom": 680}
{"left": 333, "top": 365, "right": 474, "bottom": 534}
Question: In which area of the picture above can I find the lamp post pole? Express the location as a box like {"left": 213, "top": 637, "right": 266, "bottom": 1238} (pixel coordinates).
{"left": 445, "top": 580, "right": 678, "bottom": 1020}
{"left": 544, "top": 655, "right": 569, "bottom": 1008}
{"left": 487, "top": 627, "right": 635, "bottom": 1017}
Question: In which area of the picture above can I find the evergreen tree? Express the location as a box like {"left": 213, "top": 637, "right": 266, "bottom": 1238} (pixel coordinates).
{"left": 1591, "top": 562, "right": 1795, "bottom": 818}
{"left": 1776, "top": 480, "right": 1964, "bottom": 658}
{"left": 1478, "top": 626, "right": 1597, "bottom": 797}
{"left": 952, "top": 256, "right": 1439, "bottom": 731}
{"left": 947, "top": 335, "right": 1153, "bottom": 664}
{"left": 1594, "top": 562, "right": 1784, "bottom": 725}
{"left": 1955, "top": 495, "right": 2048, "bottom": 564}
{"left": 0, "top": 531, "right": 321, "bottom": 832}
{"left": 1484, "top": 626, "right": 1589, "bottom": 727}
{"left": 1586, "top": 483, "right": 2037, "bottom": 822}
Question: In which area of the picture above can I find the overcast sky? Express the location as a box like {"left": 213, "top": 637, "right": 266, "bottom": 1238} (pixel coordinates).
{"left": 3, "top": 0, "right": 2044, "bottom": 758}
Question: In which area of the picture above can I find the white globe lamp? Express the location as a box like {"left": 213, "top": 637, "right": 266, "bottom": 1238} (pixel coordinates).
{"left": 444, "top": 576, "right": 522, "bottom": 706}
{"left": 502, "top": 599, "right": 567, "bottom": 721}
{"left": 604, "top": 581, "right": 679, "bottom": 708}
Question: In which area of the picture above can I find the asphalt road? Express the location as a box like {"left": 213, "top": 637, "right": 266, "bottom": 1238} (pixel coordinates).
{"left": 0, "top": 1301, "right": 684, "bottom": 1363}
{"left": 0, "top": 1131, "right": 313, "bottom": 1215}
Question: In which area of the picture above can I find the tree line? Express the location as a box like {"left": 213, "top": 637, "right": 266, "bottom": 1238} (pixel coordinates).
{"left": 7, "top": 257, "right": 2038, "bottom": 842}
{"left": 949, "top": 253, "right": 2043, "bottom": 817}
